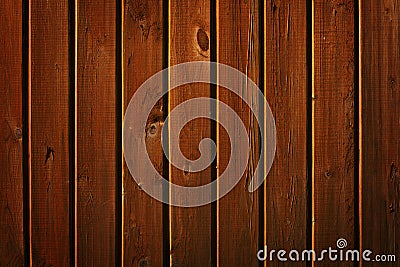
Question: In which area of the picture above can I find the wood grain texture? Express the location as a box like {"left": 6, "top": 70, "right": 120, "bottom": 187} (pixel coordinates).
{"left": 264, "top": 0, "right": 308, "bottom": 265}
{"left": 3, "top": 1, "right": 400, "bottom": 265}
{"left": 313, "top": 0, "right": 355, "bottom": 265}
{"left": 0, "top": 0, "right": 24, "bottom": 265}
{"left": 169, "top": 0, "right": 212, "bottom": 266}
{"left": 217, "top": 0, "right": 260, "bottom": 265}
{"left": 361, "top": 0, "right": 400, "bottom": 265}
{"left": 76, "top": 0, "right": 116, "bottom": 265}
{"left": 30, "top": 0, "right": 70, "bottom": 265}
{"left": 123, "top": 0, "right": 164, "bottom": 266}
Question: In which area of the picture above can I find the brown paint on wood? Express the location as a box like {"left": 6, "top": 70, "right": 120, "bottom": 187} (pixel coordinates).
{"left": 217, "top": 0, "right": 260, "bottom": 265}
{"left": 169, "top": 0, "right": 212, "bottom": 265}
{"left": 3, "top": 2, "right": 400, "bottom": 265}
{"left": 30, "top": 0, "right": 70, "bottom": 265}
{"left": 313, "top": 1, "right": 355, "bottom": 265}
{"left": 361, "top": 1, "right": 400, "bottom": 265}
{"left": 0, "top": 0, "right": 24, "bottom": 265}
{"left": 123, "top": 0, "right": 164, "bottom": 266}
{"left": 264, "top": 1, "right": 308, "bottom": 265}
{"left": 76, "top": 0, "right": 116, "bottom": 265}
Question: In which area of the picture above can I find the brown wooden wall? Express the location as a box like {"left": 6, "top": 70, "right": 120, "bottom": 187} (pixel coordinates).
{"left": 0, "top": 0, "right": 399, "bottom": 266}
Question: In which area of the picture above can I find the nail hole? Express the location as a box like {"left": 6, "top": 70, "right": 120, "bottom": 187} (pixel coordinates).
{"left": 389, "top": 204, "right": 395, "bottom": 213}
{"left": 324, "top": 170, "right": 333, "bottom": 179}
{"left": 389, "top": 76, "right": 396, "bottom": 89}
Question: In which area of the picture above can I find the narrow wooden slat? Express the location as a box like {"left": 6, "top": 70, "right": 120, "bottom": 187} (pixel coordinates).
{"left": 30, "top": 0, "right": 70, "bottom": 265}
{"left": 169, "top": 0, "right": 212, "bottom": 265}
{"left": 264, "top": 0, "right": 308, "bottom": 265}
{"left": 313, "top": 0, "right": 355, "bottom": 265}
{"left": 76, "top": 0, "right": 116, "bottom": 265}
{"left": 361, "top": 1, "right": 400, "bottom": 264}
{"left": 217, "top": 0, "right": 260, "bottom": 265}
{"left": 0, "top": 0, "right": 24, "bottom": 265}
{"left": 123, "top": 0, "right": 164, "bottom": 266}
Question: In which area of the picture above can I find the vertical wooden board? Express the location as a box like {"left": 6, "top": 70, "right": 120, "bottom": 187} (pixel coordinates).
{"left": 217, "top": 0, "right": 260, "bottom": 265}
{"left": 313, "top": 1, "right": 355, "bottom": 265}
{"left": 169, "top": 0, "right": 212, "bottom": 266}
{"left": 264, "top": 0, "right": 308, "bottom": 265}
{"left": 76, "top": 0, "right": 116, "bottom": 265}
{"left": 361, "top": 0, "right": 400, "bottom": 264}
{"left": 30, "top": 0, "right": 70, "bottom": 265}
{"left": 0, "top": 0, "right": 24, "bottom": 265}
{"left": 123, "top": 0, "right": 164, "bottom": 266}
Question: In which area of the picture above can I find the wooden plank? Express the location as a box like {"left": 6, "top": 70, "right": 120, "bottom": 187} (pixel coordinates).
{"left": 361, "top": 0, "right": 400, "bottom": 264}
{"left": 30, "top": 0, "right": 70, "bottom": 265}
{"left": 122, "top": 0, "right": 165, "bottom": 266}
{"left": 313, "top": 0, "right": 355, "bottom": 265}
{"left": 76, "top": 0, "right": 117, "bottom": 265}
{"left": 169, "top": 0, "right": 212, "bottom": 265}
{"left": 264, "top": 0, "right": 308, "bottom": 265}
{"left": 0, "top": 0, "right": 24, "bottom": 265}
{"left": 217, "top": 0, "right": 260, "bottom": 265}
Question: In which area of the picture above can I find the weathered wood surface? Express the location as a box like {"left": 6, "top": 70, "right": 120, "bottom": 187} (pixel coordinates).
{"left": 264, "top": 1, "right": 308, "bottom": 265}
{"left": 30, "top": 0, "right": 71, "bottom": 266}
{"left": 123, "top": 0, "right": 165, "bottom": 266}
{"left": 0, "top": 1, "right": 399, "bottom": 266}
{"left": 169, "top": 0, "right": 212, "bottom": 266}
{"left": 76, "top": 0, "right": 117, "bottom": 265}
{"left": 0, "top": 0, "right": 24, "bottom": 265}
{"left": 313, "top": 1, "right": 356, "bottom": 266}
{"left": 361, "top": 1, "right": 400, "bottom": 266}
{"left": 217, "top": 0, "right": 260, "bottom": 265}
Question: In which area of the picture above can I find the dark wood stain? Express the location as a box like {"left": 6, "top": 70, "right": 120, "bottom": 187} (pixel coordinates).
{"left": 30, "top": 0, "right": 70, "bottom": 266}
{"left": 123, "top": 0, "right": 164, "bottom": 266}
{"left": 264, "top": 1, "right": 308, "bottom": 266}
{"left": 76, "top": 0, "right": 116, "bottom": 265}
{"left": 313, "top": 1, "right": 356, "bottom": 266}
{"left": 217, "top": 0, "right": 260, "bottom": 265}
{"left": 362, "top": 1, "right": 400, "bottom": 265}
{"left": 169, "top": 0, "right": 212, "bottom": 266}
{"left": 0, "top": 0, "right": 24, "bottom": 266}
{"left": 0, "top": 2, "right": 399, "bottom": 266}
